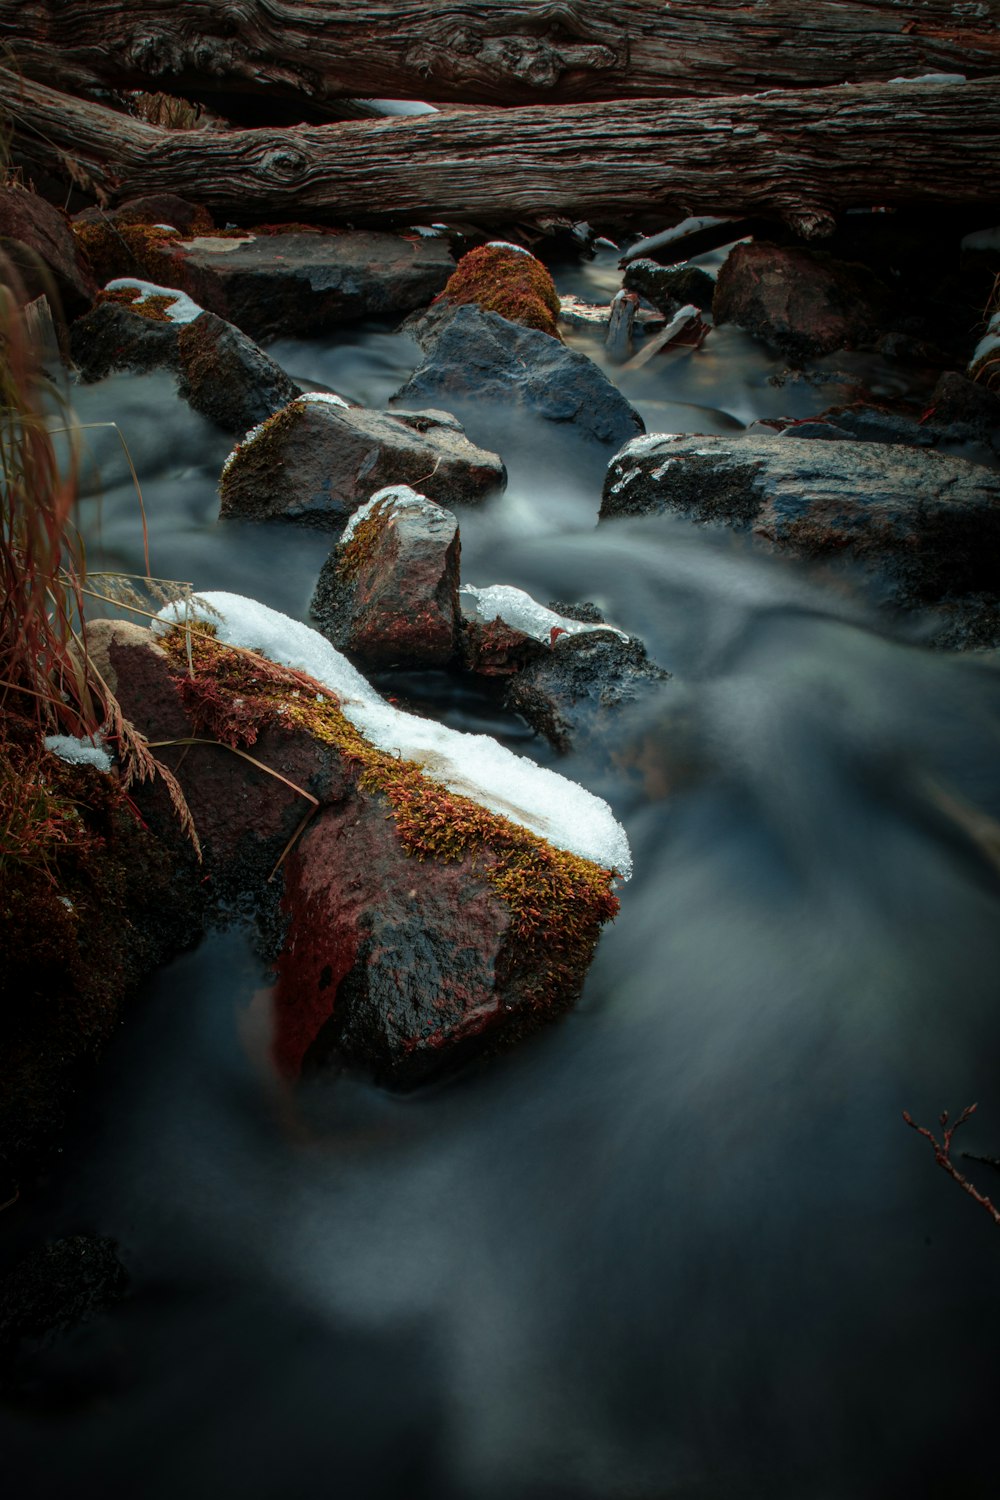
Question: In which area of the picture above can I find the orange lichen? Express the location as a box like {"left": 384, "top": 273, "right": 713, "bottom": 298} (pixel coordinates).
{"left": 439, "top": 244, "right": 563, "bottom": 339}
{"left": 160, "top": 625, "right": 618, "bottom": 1004}
{"left": 97, "top": 285, "right": 177, "bottom": 322}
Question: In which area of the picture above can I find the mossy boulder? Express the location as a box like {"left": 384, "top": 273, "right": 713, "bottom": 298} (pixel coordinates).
{"left": 438, "top": 243, "right": 562, "bottom": 338}
{"left": 311, "top": 489, "right": 462, "bottom": 668}
{"left": 97, "top": 617, "right": 621, "bottom": 1087}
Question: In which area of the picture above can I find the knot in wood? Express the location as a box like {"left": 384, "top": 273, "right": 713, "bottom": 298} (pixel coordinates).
{"left": 260, "top": 146, "right": 308, "bottom": 183}
{"left": 126, "top": 32, "right": 184, "bottom": 77}
{"left": 479, "top": 37, "right": 616, "bottom": 87}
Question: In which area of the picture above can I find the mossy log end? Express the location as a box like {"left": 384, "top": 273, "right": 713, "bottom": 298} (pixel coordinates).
{"left": 5, "top": 67, "right": 1000, "bottom": 236}
{"left": 2, "top": 1, "right": 1000, "bottom": 109}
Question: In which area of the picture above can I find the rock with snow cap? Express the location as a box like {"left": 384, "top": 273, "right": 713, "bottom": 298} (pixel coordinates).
{"left": 601, "top": 432, "right": 1000, "bottom": 642}
{"left": 71, "top": 284, "right": 302, "bottom": 432}
{"left": 310, "top": 487, "right": 462, "bottom": 668}
{"left": 219, "top": 396, "right": 505, "bottom": 530}
{"left": 94, "top": 595, "right": 630, "bottom": 1086}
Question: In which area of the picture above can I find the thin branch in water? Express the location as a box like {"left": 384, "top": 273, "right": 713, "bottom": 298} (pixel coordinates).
{"left": 903, "top": 1104, "right": 1000, "bottom": 1228}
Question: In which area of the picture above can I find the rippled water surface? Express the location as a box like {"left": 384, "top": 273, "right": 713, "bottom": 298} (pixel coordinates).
{"left": 6, "top": 253, "right": 1000, "bottom": 1499}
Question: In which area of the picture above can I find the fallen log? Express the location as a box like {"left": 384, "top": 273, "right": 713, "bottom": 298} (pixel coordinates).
{"left": 2, "top": 0, "right": 1000, "bottom": 109}
{"left": 5, "top": 68, "right": 1000, "bottom": 237}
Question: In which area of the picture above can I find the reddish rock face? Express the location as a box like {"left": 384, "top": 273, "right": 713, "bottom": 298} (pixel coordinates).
{"left": 311, "top": 494, "right": 461, "bottom": 668}
{"left": 274, "top": 792, "right": 512, "bottom": 1083}
{"left": 0, "top": 185, "right": 96, "bottom": 314}
{"left": 712, "top": 241, "right": 889, "bottom": 362}
{"left": 90, "top": 619, "right": 619, "bottom": 1088}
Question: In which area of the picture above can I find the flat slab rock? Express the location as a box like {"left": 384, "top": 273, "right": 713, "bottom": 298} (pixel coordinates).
{"left": 393, "top": 304, "right": 645, "bottom": 451}
{"left": 166, "top": 230, "right": 455, "bottom": 341}
{"left": 70, "top": 299, "right": 301, "bottom": 433}
{"left": 220, "top": 398, "right": 505, "bottom": 530}
{"left": 601, "top": 433, "right": 1000, "bottom": 627}
{"left": 311, "top": 488, "right": 461, "bottom": 668}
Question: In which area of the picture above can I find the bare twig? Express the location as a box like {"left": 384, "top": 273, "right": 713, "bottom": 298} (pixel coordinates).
{"left": 902, "top": 1104, "right": 1000, "bottom": 1228}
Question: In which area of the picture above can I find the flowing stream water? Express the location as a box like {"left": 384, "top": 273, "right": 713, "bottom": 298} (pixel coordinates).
{"left": 5, "top": 247, "right": 1000, "bottom": 1499}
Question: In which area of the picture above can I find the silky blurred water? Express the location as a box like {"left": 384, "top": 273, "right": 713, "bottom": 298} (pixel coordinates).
{"left": 5, "top": 257, "right": 1000, "bottom": 1500}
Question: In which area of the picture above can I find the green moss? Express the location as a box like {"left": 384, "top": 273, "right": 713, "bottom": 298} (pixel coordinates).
{"left": 335, "top": 498, "right": 391, "bottom": 583}
{"left": 218, "top": 400, "right": 308, "bottom": 512}
{"left": 73, "top": 220, "right": 183, "bottom": 287}
{"left": 440, "top": 244, "right": 563, "bottom": 339}
{"left": 97, "top": 285, "right": 176, "bottom": 322}
{"left": 161, "top": 626, "right": 618, "bottom": 1004}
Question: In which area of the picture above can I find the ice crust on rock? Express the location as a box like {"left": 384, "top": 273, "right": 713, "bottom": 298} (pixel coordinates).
{"left": 105, "top": 279, "right": 204, "bottom": 325}
{"left": 616, "top": 432, "right": 685, "bottom": 460}
{"left": 461, "top": 584, "right": 628, "bottom": 646}
{"left": 339, "top": 484, "right": 436, "bottom": 542}
{"left": 154, "top": 591, "right": 632, "bottom": 878}
{"left": 298, "top": 392, "right": 350, "bottom": 409}
{"left": 44, "top": 735, "right": 113, "bottom": 772}
{"left": 970, "top": 311, "right": 1000, "bottom": 375}
{"left": 485, "top": 240, "right": 532, "bottom": 256}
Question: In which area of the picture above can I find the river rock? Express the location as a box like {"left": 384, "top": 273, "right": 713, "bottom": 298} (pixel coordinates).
{"left": 0, "top": 184, "right": 96, "bottom": 314}
{"left": 393, "top": 304, "right": 645, "bottom": 450}
{"left": 175, "top": 311, "right": 302, "bottom": 433}
{"left": 74, "top": 193, "right": 214, "bottom": 237}
{"left": 91, "top": 614, "right": 622, "bottom": 1087}
{"left": 713, "top": 241, "right": 889, "bottom": 362}
{"left": 506, "top": 625, "right": 670, "bottom": 754}
{"left": 311, "top": 488, "right": 461, "bottom": 668}
{"left": 220, "top": 396, "right": 505, "bottom": 529}
{"left": 622, "top": 259, "right": 716, "bottom": 316}
{"left": 601, "top": 433, "right": 1000, "bottom": 630}
{"left": 70, "top": 293, "right": 302, "bottom": 433}
{"left": 165, "top": 229, "right": 455, "bottom": 341}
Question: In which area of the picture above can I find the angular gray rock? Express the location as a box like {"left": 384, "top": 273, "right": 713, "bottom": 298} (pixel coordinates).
{"left": 393, "top": 304, "right": 645, "bottom": 451}
{"left": 601, "top": 432, "right": 1000, "bottom": 636}
{"left": 220, "top": 397, "right": 506, "bottom": 530}
{"left": 311, "top": 488, "right": 461, "bottom": 668}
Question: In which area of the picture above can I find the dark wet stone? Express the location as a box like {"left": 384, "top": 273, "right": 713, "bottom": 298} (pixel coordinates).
{"left": 601, "top": 433, "right": 1000, "bottom": 638}
{"left": 220, "top": 398, "right": 505, "bottom": 530}
{"left": 169, "top": 229, "right": 455, "bottom": 341}
{"left": 622, "top": 260, "right": 716, "bottom": 315}
{"left": 0, "top": 1236, "right": 128, "bottom": 1352}
{"left": 70, "top": 298, "right": 180, "bottom": 379}
{"left": 176, "top": 311, "right": 301, "bottom": 433}
{"left": 394, "top": 304, "right": 645, "bottom": 451}
{"left": 311, "top": 491, "right": 461, "bottom": 668}
{"left": 713, "top": 241, "right": 890, "bottom": 363}
{"left": 506, "top": 629, "right": 670, "bottom": 754}
{"left": 74, "top": 193, "right": 213, "bottom": 237}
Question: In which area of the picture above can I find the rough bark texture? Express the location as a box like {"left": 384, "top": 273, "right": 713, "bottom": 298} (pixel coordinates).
{"left": 5, "top": 67, "right": 998, "bottom": 236}
{"left": 3, "top": 1, "right": 999, "bottom": 108}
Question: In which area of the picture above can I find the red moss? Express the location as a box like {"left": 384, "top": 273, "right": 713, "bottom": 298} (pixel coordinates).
{"left": 439, "top": 244, "right": 562, "bottom": 339}
{"left": 73, "top": 220, "right": 183, "bottom": 287}
{"left": 97, "top": 285, "right": 176, "bottom": 322}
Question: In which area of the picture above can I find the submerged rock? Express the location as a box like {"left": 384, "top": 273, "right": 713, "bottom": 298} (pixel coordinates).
{"left": 602, "top": 433, "right": 1000, "bottom": 637}
{"left": 713, "top": 241, "right": 889, "bottom": 362}
{"left": 311, "top": 487, "right": 461, "bottom": 668}
{"left": 394, "top": 304, "right": 645, "bottom": 451}
{"left": 70, "top": 286, "right": 301, "bottom": 433}
{"left": 220, "top": 396, "right": 505, "bottom": 529}
{"left": 95, "top": 599, "right": 627, "bottom": 1086}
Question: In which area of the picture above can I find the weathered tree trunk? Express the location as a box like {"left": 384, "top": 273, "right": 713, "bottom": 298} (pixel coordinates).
{"left": 6, "top": 67, "right": 999, "bottom": 237}
{"left": 2, "top": 1, "right": 1000, "bottom": 110}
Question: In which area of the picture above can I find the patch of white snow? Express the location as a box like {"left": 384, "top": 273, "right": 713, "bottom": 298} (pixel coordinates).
{"left": 43, "top": 735, "right": 113, "bottom": 772}
{"left": 153, "top": 592, "right": 632, "bottom": 877}
{"left": 105, "top": 278, "right": 204, "bottom": 325}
